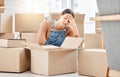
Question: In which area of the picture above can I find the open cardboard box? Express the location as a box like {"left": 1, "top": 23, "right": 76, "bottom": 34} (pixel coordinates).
{"left": 27, "top": 37, "right": 83, "bottom": 76}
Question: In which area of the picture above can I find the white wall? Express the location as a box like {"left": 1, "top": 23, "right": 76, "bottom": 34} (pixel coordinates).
{"left": 5, "top": 0, "right": 98, "bottom": 34}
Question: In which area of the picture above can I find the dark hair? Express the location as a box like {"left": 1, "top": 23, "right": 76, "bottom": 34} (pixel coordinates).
{"left": 62, "top": 9, "right": 74, "bottom": 18}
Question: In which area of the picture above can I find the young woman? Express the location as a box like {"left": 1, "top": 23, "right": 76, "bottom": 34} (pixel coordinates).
{"left": 37, "top": 9, "right": 79, "bottom": 46}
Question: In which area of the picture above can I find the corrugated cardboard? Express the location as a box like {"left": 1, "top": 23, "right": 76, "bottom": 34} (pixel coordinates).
{"left": 78, "top": 49, "right": 108, "bottom": 77}
{"left": 75, "top": 14, "right": 85, "bottom": 38}
{"left": 76, "top": 23, "right": 84, "bottom": 38}
{"left": 15, "top": 13, "right": 44, "bottom": 32}
{"left": 0, "top": 13, "right": 12, "bottom": 33}
{"left": 84, "top": 34, "right": 104, "bottom": 49}
{"left": 96, "top": 28, "right": 103, "bottom": 34}
{"left": 95, "top": 13, "right": 102, "bottom": 34}
{"left": 0, "top": 39, "right": 25, "bottom": 48}
{"left": 0, "top": 48, "right": 30, "bottom": 72}
{"left": 28, "top": 37, "right": 83, "bottom": 76}
{"left": 0, "top": 33, "right": 14, "bottom": 39}
{"left": 21, "top": 33, "right": 38, "bottom": 43}
{"left": 49, "top": 12, "right": 61, "bottom": 20}
{"left": 95, "top": 13, "right": 101, "bottom": 28}
{"left": 74, "top": 13, "right": 85, "bottom": 23}
{"left": 0, "top": 6, "right": 4, "bottom": 13}
{"left": 0, "top": 0, "right": 4, "bottom": 6}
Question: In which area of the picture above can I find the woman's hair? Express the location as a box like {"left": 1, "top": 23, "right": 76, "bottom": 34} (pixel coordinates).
{"left": 62, "top": 9, "right": 74, "bottom": 18}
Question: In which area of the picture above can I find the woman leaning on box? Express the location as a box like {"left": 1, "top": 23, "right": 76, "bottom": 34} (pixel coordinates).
{"left": 37, "top": 8, "right": 79, "bottom": 46}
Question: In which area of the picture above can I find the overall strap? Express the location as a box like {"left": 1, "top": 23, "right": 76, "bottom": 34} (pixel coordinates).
{"left": 51, "top": 20, "right": 55, "bottom": 29}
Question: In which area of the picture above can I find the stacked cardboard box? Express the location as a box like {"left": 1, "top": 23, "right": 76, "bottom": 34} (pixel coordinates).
{"left": 0, "top": 33, "right": 14, "bottom": 39}
{"left": 0, "top": 6, "right": 4, "bottom": 13}
{"left": 95, "top": 13, "right": 105, "bottom": 49}
{"left": 84, "top": 34, "right": 104, "bottom": 49}
{"left": 95, "top": 13, "right": 102, "bottom": 34}
{"left": 0, "top": 13, "right": 12, "bottom": 33}
{"left": 0, "top": 0, "right": 4, "bottom": 6}
{"left": 27, "top": 37, "right": 83, "bottom": 76}
{"left": 0, "top": 39, "right": 30, "bottom": 72}
{"left": 0, "top": 39, "right": 25, "bottom": 47}
{"left": 88, "top": 13, "right": 105, "bottom": 49}
{"left": 15, "top": 13, "right": 44, "bottom": 32}
{"left": 0, "top": 0, "right": 31, "bottom": 73}
{"left": 0, "top": 0, "right": 4, "bottom": 13}
{"left": 49, "top": 12, "right": 61, "bottom": 20}
{"left": 75, "top": 13, "right": 85, "bottom": 38}
{"left": 20, "top": 33, "right": 38, "bottom": 43}
{"left": 0, "top": 47, "right": 30, "bottom": 72}
{"left": 15, "top": 13, "right": 44, "bottom": 44}
{"left": 78, "top": 49, "right": 108, "bottom": 77}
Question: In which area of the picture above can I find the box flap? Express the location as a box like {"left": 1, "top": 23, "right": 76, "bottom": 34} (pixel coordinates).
{"left": 25, "top": 43, "right": 46, "bottom": 51}
{"left": 61, "top": 37, "right": 83, "bottom": 49}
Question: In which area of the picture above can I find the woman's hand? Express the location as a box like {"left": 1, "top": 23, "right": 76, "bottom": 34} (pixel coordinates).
{"left": 65, "top": 14, "right": 76, "bottom": 27}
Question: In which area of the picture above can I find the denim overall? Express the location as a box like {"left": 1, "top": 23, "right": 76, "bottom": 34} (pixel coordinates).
{"left": 45, "top": 20, "right": 66, "bottom": 46}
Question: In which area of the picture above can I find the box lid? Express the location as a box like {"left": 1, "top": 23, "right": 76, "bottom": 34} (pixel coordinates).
{"left": 61, "top": 37, "right": 83, "bottom": 49}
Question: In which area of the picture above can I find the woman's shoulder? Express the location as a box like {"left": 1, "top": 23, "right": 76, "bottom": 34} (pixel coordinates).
{"left": 42, "top": 19, "right": 52, "bottom": 26}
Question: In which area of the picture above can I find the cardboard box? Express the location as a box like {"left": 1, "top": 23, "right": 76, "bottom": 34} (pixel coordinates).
{"left": 21, "top": 33, "right": 38, "bottom": 43}
{"left": 96, "top": 28, "right": 103, "bottom": 34}
{"left": 28, "top": 37, "right": 83, "bottom": 76}
{"left": 15, "top": 13, "right": 44, "bottom": 32}
{"left": 74, "top": 13, "right": 85, "bottom": 23}
{"left": 84, "top": 34, "right": 104, "bottom": 49}
{"left": 109, "top": 69, "right": 120, "bottom": 77}
{"left": 95, "top": 13, "right": 102, "bottom": 34}
{"left": 0, "top": 13, "right": 12, "bottom": 33}
{"left": 49, "top": 12, "right": 61, "bottom": 20}
{"left": 76, "top": 23, "right": 84, "bottom": 38}
{"left": 78, "top": 49, "right": 108, "bottom": 77}
{"left": 0, "top": 47, "right": 30, "bottom": 72}
{"left": 0, "top": 33, "right": 14, "bottom": 39}
{"left": 95, "top": 13, "right": 101, "bottom": 28}
{"left": 0, "top": 39, "right": 25, "bottom": 48}
{"left": 0, "top": 0, "right": 4, "bottom": 6}
{"left": 0, "top": 6, "right": 4, "bottom": 13}
{"left": 75, "top": 14, "right": 85, "bottom": 38}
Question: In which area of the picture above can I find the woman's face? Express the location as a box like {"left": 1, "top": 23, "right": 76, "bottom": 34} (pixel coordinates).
{"left": 59, "top": 14, "right": 72, "bottom": 26}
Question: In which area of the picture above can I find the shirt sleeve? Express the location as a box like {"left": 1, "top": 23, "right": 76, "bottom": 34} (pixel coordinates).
{"left": 37, "top": 20, "right": 48, "bottom": 45}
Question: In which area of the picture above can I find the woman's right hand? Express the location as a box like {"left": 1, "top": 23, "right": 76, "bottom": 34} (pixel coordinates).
{"left": 38, "top": 40, "right": 46, "bottom": 46}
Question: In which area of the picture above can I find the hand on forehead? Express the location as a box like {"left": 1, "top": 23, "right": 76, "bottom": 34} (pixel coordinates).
{"left": 63, "top": 14, "right": 73, "bottom": 21}
{"left": 65, "top": 14, "right": 73, "bottom": 18}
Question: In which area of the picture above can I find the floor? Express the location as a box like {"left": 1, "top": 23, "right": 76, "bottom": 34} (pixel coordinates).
{"left": 0, "top": 71, "right": 90, "bottom": 77}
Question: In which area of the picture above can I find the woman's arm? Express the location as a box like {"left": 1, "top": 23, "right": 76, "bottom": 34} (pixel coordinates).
{"left": 37, "top": 20, "right": 48, "bottom": 45}
{"left": 66, "top": 16, "right": 79, "bottom": 37}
